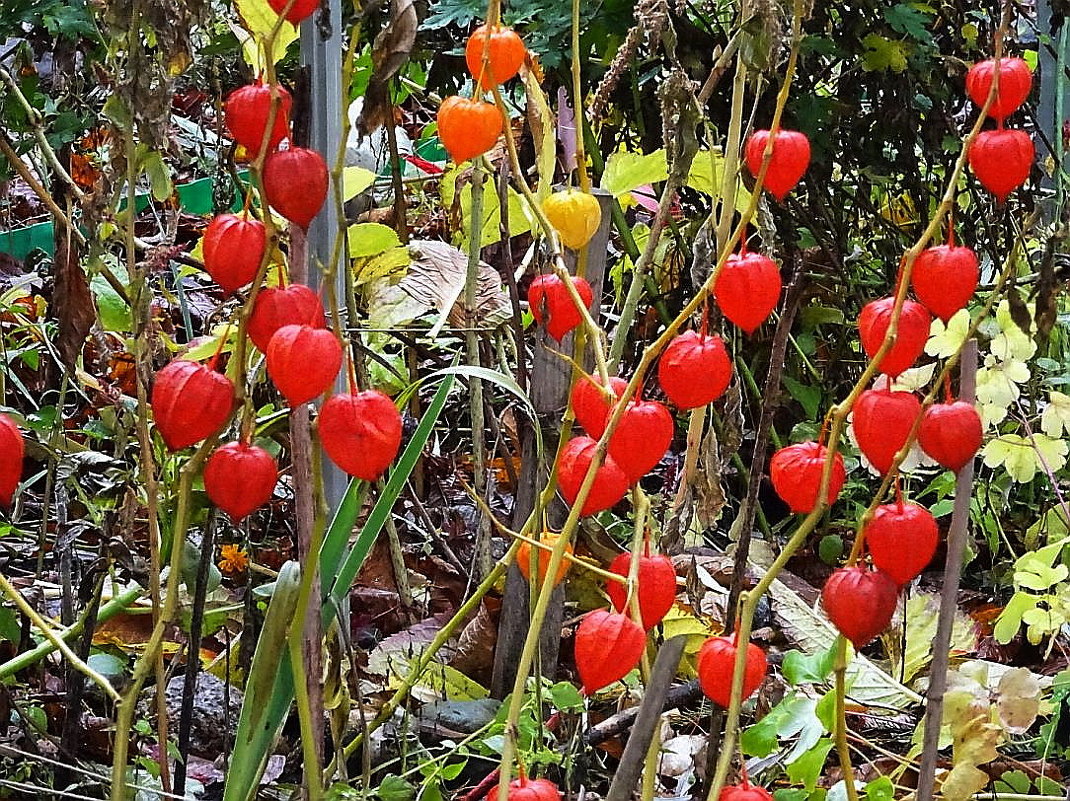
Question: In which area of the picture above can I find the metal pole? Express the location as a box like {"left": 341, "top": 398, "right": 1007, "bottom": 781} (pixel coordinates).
{"left": 301, "top": 3, "right": 348, "bottom": 512}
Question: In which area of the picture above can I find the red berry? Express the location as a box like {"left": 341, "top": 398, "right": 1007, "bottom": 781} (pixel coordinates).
{"left": 821, "top": 566, "right": 899, "bottom": 647}
{"left": 966, "top": 57, "right": 1033, "bottom": 121}
{"left": 0, "top": 413, "right": 24, "bottom": 507}
{"left": 224, "top": 82, "right": 292, "bottom": 153}
{"left": 858, "top": 297, "right": 931, "bottom": 378}
{"left": 204, "top": 442, "right": 278, "bottom": 522}
{"left": 265, "top": 325, "right": 342, "bottom": 406}
{"left": 151, "top": 360, "right": 236, "bottom": 451}
{"left": 607, "top": 399, "right": 674, "bottom": 482}
{"left": 263, "top": 147, "right": 329, "bottom": 229}
{"left": 919, "top": 400, "right": 983, "bottom": 472}
{"left": 605, "top": 551, "right": 677, "bottom": 629}
{"left": 865, "top": 501, "right": 940, "bottom": 586}
{"left": 574, "top": 609, "right": 646, "bottom": 694}
{"left": 769, "top": 441, "right": 847, "bottom": 514}
{"left": 657, "top": 331, "right": 732, "bottom": 409}
{"left": 556, "top": 437, "right": 630, "bottom": 516}
{"left": 248, "top": 284, "right": 326, "bottom": 353}
{"left": 911, "top": 244, "right": 979, "bottom": 323}
{"left": 202, "top": 214, "right": 266, "bottom": 294}
{"left": 744, "top": 129, "right": 811, "bottom": 201}
{"left": 268, "top": 0, "right": 319, "bottom": 24}
{"left": 318, "top": 390, "right": 403, "bottom": 481}
{"left": 529, "top": 274, "right": 594, "bottom": 342}
{"left": 714, "top": 251, "right": 782, "bottom": 335}
{"left": 852, "top": 388, "right": 922, "bottom": 475}
{"left": 570, "top": 374, "right": 627, "bottom": 438}
{"left": 696, "top": 635, "right": 767, "bottom": 708}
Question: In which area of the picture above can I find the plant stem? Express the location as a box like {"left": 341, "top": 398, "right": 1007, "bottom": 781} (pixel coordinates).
{"left": 466, "top": 163, "right": 492, "bottom": 579}
{"left": 833, "top": 636, "right": 860, "bottom": 801}
{"left": 339, "top": 547, "right": 515, "bottom": 761}
{"left": 916, "top": 340, "right": 978, "bottom": 801}
{"left": 0, "top": 572, "right": 119, "bottom": 702}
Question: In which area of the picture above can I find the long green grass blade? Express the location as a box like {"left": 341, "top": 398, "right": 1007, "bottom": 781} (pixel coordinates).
{"left": 325, "top": 371, "right": 456, "bottom": 618}
{"left": 222, "top": 560, "right": 302, "bottom": 801}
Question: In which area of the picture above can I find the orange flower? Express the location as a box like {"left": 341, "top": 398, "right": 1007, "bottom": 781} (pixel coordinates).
{"left": 218, "top": 544, "right": 249, "bottom": 575}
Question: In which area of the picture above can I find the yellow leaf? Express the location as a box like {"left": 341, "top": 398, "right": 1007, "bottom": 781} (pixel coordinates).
{"left": 1041, "top": 391, "right": 1070, "bottom": 438}
{"left": 661, "top": 607, "right": 719, "bottom": 662}
{"left": 939, "top": 763, "right": 991, "bottom": 801}
{"left": 925, "top": 308, "right": 970, "bottom": 359}
{"left": 343, "top": 166, "right": 376, "bottom": 201}
{"left": 353, "top": 246, "right": 411, "bottom": 286}
{"left": 233, "top": 0, "right": 298, "bottom": 72}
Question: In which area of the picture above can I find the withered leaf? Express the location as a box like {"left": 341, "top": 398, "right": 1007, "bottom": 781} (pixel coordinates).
{"left": 358, "top": 0, "right": 418, "bottom": 135}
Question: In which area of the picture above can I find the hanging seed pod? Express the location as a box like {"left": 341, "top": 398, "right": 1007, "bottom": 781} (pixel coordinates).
{"left": 484, "top": 776, "right": 560, "bottom": 801}
{"left": 151, "top": 360, "right": 236, "bottom": 451}
{"left": 968, "top": 128, "right": 1034, "bottom": 203}
{"left": 696, "top": 635, "right": 768, "bottom": 708}
{"left": 573, "top": 609, "right": 646, "bottom": 694}
{"left": 852, "top": 388, "right": 922, "bottom": 475}
{"left": 517, "top": 531, "right": 573, "bottom": 588}
{"left": 607, "top": 399, "right": 674, "bottom": 483}
{"left": 247, "top": 284, "right": 326, "bottom": 353}
{"left": 465, "top": 24, "right": 527, "bottom": 88}
{"left": 744, "top": 129, "right": 810, "bottom": 201}
{"left": 821, "top": 566, "right": 899, "bottom": 647}
{"left": 919, "top": 400, "right": 983, "bottom": 472}
{"left": 658, "top": 331, "right": 732, "bottom": 409}
{"left": 203, "top": 442, "right": 278, "bottom": 522}
{"left": 714, "top": 251, "right": 782, "bottom": 335}
{"left": 0, "top": 413, "right": 24, "bottom": 507}
{"left": 224, "top": 82, "right": 292, "bottom": 153}
{"left": 318, "top": 390, "right": 403, "bottom": 481}
{"left": 437, "top": 96, "right": 504, "bottom": 164}
{"left": 605, "top": 551, "right": 677, "bottom": 629}
{"left": 529, "top": 274, "right": 594, "bottom": 342}
{"left": 864, "top": 500, "right": 940, "bottom": 586}
{"left": 570, "top": 374, "right": 628, "bottom": 438}
{"left": 201, "top": 214, "right": 266, "bottom": 294}
{"left": 858, "top": 297, "right": 931, "bottom": 378}
{"left": 911, "top": 242, "right": 979, "bottom": 323}
{"left": 769, "top": 441, "right": 846, "bottom": 513}
{"left": 965, "top": 57, "right": 1033, "bottom": 121}
{"left": 268, "top": 0, "right": 319, "bottom": 24}
{"left": 556, "top": 436, "right": 630, "bottom": 516}
{"left": 542, "top": 189, "right": 602, "bottom": 250}
{"left": 265, "top": 325, "right": 342, "bottom": 406}
{"left": 263, "top": 147, "right": 329, "bottom": 228}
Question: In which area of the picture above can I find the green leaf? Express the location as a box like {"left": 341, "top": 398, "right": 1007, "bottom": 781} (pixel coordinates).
{"left": 686, "top": 150, "right": 751, "bottom": 212}
{"left": 348, "top": 223, "right": 402, "bottom": 258}
{"left": 0, "top": 607, "right": 18, "bottom": 643}
{"left": 783, "top": 376, "right": 821, "bottom": 420}
{"left": 550, "top": 681, "right": 584, "bottom": 711}
{"left": 884, "top": 3, "right": 933, "bottom": 41}
{"left": 600, "top": 148, "right": 668, "bottom": 197}
{"left": 862, "top": 34, "right": 909, "bottom": 73}
{"left": 783, "top": 644, "right": 837, "bottom": 685}
{"left": 865, "top": 776, "right": 895, "bottom": 801}
{"left": 90, "top": 268, "right": 132, "bottom": 332}
{"left": 353, "top": 246, "right": 411, "bottom": 286}
{"left": 993, "top": 592, "right": 1035, "bottom": 645}
{"left": 787, "top": 737, "right": 835, "bottom": 791}
{"left": 141, "top": 149, "right": 173, "bottom": 202}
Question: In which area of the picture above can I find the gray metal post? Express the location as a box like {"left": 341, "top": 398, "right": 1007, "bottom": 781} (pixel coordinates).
{"left": 1035, "top": 0, "right": 1067, "bottom": 210}
{"left": 301, "top": 4, "right": 348, "bottom": 511}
